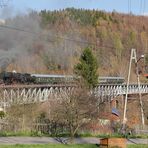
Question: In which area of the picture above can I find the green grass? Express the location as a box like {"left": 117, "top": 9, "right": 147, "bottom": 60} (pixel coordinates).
{"left": 127, "top": 134, "right": 148, "bottom": 139}
{"left": 0, "top": 131, "right": 46, "bottom": 137}
{"left": 96, "top": 133, "right": 124, "bottom": 138}
{"left": 128, "top": 144, "right": 148, "bottom": 148}
{"left": 0, "top": 131, "right": 147, "bottom": 139}
{"left": 0, "top": 144, "right": 98, "bottom": 148}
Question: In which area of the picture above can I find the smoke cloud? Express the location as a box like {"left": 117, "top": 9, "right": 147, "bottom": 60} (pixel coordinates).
{"left": 0, "top": 8, "right": 83, "bottom": 73}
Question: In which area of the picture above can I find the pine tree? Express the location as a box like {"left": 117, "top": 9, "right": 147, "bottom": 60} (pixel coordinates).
{"left": 74, "top": 47, "right": 98, "bottom": 88}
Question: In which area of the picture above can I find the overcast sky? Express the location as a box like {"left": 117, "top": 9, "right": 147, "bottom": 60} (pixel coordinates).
{"left": 0, "top": 0, "right": 148, "bottom": 18}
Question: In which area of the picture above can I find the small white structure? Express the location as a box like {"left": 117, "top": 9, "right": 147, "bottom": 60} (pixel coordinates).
{"left": 0, "top": 107, "right": 4, "bottom": 112}
{"left": 12, "top": 70, "right": 16, "bottom": 73}
{"left": 0, "top": 19, "right": 5, "bottom": 25}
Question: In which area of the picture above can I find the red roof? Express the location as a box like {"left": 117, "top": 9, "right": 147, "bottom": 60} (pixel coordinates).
{"left": 143, "top": 73, "right": 148, "bottom": 77}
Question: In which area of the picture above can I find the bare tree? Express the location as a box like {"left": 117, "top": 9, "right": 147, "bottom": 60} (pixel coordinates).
{"left": 49, "top": 86, "right": 99, "bottom": 142}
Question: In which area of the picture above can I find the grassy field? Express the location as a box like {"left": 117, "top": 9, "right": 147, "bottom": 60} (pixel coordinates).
{"left": 128, "top": 145, "right": 148, "bottom": 148}
{"left": 0, "top": 144, "right": 147, "bottom": 148}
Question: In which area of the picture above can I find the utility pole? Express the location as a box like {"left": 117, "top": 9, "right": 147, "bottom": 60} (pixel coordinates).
{"left": 122, "top": 49, "right": 145, "bottom": 132}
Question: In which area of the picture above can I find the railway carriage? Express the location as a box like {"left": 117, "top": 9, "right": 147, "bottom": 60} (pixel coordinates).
{"left": 0, "top": 71, "right": 125, "bottom": 85}
{"left": 31, "top": 74, "right": 75, "bottom": 84}
{"left": 98, "top": 77, "right": 125, "bottom": 84}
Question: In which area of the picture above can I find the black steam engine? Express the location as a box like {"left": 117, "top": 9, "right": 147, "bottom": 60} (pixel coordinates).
{"left": 0, "top": 71, "right": 36, "bottom": 85}
{"left": 0, "top": 71, "right": 75, "bottom": 85}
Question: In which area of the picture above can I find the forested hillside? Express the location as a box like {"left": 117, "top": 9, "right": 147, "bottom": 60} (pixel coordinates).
{"left": 1, "top": 8, "right": 148, "bottom": 80}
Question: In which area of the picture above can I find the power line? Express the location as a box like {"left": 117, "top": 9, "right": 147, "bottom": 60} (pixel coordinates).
{"left": 140, "top": 0, "right": 143, "bottom": 14}
{"left": 127, "top": 0, "right": 132, "bottom": 27}
{"left": 128, "top": 0, "right": 129, "bottom": 13}
{"left": 139, "top": 0, "right": 147, "bottom": 15}
{"left": 0, "top": 24, "right": 115, "bottom": 49}
{"left": 143, "top": 0, "right": 146, "bottom": 15}
{"left": 0, "top": 24, "right": 39, "bottom": 35}
{"left": 0, "top": 24, "right": 93, "bottom": 44}
{"left": 129, "top": 0, "right": 132, "bottom": 13}
{"left": 128, "top": 0, "right": 131, "bottom": 14}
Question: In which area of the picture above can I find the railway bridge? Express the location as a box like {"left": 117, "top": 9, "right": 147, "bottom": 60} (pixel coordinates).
{"left": 0, "top": 83, "right": 148, "bottom": 108}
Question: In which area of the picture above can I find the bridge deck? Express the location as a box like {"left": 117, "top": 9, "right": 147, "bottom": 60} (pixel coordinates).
{"left": 0, "top": 84, "right": 76, "bottom": 89}
{"left": 0, "top": 83, "right": 147, "bottom": 108}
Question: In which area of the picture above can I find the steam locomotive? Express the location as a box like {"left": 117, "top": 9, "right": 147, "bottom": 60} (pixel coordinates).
{"left": 0, "top": 71, "right": 125, "bottom": 85}
{"left": 0, "top": 71, "right": 36, "bottom": 85}
{"left": 0, "top": 71, "right": 75, "bottom": 85}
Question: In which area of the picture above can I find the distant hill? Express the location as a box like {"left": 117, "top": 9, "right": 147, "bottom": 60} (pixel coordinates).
{"left": 1, "top": 8, "right": 148, "bottom": 81}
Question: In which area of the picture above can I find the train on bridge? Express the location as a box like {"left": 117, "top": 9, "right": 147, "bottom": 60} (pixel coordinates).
{"left": 0, "top": 71, "right": 125, "bottom": 85}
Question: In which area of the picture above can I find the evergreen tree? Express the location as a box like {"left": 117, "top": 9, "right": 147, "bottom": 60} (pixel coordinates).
{"left": 74, "top": 47, "right": 98, "bottom": 88}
